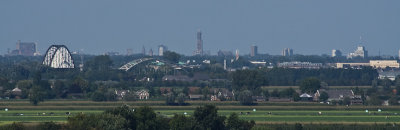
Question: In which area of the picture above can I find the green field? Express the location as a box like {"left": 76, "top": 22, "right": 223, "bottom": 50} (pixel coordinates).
{"left": 1, "top": 110, "right": 400, "bottom": 125}
{"left": 1, "top": 100, "right": 400, "bottom": 125}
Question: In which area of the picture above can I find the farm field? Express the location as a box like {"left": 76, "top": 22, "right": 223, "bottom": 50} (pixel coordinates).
{"left": 1, "top": 100, "right": 400, "bottom": 126}
{"left": 1, "top": 109, "right": 400, "bottom": 125}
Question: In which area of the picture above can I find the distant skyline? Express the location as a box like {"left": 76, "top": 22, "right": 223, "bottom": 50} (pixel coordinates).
{"left": 1, "top": 0, "right": 399, "bottom": 56}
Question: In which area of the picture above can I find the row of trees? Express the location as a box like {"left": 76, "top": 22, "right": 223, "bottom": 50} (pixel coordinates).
{"left": 0, "top": 54, "right": 382, "bottom": 87}
{"left": 68, "top": 104, "right": 254, "bottom": 130}
{"left": 0, "top": 105, "right": 254, "bottom": 130}
{"left": 231, "top": 68, "right": 377, "bottom": 92}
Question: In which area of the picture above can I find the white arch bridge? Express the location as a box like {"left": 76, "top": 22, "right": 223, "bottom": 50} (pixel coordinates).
{"left": 119, "top": 58, "right": 153, "bottom": 71}
{"left": 42, "top": 45, "right": 74, "bottom": 69}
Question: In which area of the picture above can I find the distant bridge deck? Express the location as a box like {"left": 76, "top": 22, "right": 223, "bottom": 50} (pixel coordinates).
{"left": 119, "top": 58, "right": 153, "bottom": 71}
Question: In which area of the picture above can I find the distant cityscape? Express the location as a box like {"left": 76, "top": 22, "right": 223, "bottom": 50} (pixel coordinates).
{"left": 4, "top": 31, "right": 400, "bottom": 59}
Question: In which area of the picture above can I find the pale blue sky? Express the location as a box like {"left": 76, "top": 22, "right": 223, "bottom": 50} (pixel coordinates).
{"left": 1, "top": 0, "right": 399, "bottom": 56}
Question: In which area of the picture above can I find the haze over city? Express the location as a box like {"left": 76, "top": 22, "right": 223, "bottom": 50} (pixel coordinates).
{"left": 1, "top": 0, "right": 399, "bottom": 55}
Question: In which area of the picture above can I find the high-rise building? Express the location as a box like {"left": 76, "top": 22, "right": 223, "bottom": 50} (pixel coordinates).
{"left": 194, "top": 30, "right": 203, "bottom": 55}
{"left": 224, "top": 59, "right": 227, "bottom": 70}
{"left": 347, "top": 46, "right": 368, "bottom": 59}
{"left": 158, "top": 45, "right": 167, "bottom": 56}
{"left": 148, "top": 48, "right": 153, "bottom": 56}
{"left": 250, "top": 45, "right": 258, "bottom": 57}
{"left": 332, "top": 49, "right": 342, "bottom": 57}
{"left": 398, "top": 49, "right": 400, "bottom": 60}
{"left": 142, "top": 46, "right": 146, "bottom": 55}
{"left": 282, "top": 48, "right": 293, "bottom": 56}
{"left": 235, "top": 49, "right": 239, "bottom": 60}
{"left": 10, "top": 40, "right": 38, "bottom": 56}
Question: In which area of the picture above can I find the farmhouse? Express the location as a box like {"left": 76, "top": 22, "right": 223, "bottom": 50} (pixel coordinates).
{"left": 188, "top": 87, "right": 201, "bottom": 94}
{"left": 115, "top": 90, "right": 129, "bottom": 100}
{"left": 160, "top": 87, "right": 173, "bottom": 95}
{"left": 136, "top": 90, "right": 149, "bottom": 100}
{"left": 209, "top": 88, "right": 234, "bottom": 101}
{"left": 378, "top": 70, "right": 400, "bottom": 81}
{"left": 252, "top": 96, "right": 266, "bottom": 102}
{"left": 299, "top": 93, "right": 313, "bottom": 101}
{"left": 189, "top": 94, "right": 204, "bottom": 100}
{"left": 314, "top": 89, "right": 363, "bottom": 104}
{"left": 268, "top": 97, "right": 291, "bottom": 102}
{"left": 11, "top": 87, "right": 22, "bottom": 99}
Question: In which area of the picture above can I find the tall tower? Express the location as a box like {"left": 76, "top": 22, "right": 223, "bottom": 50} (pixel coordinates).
{"left": 235, "top": 49, "right": 239, "bottom": 60}
{"left": 251, "top": 45, "right": 258, "bottom": 57}
{"left": 224, "top": 59, "right": 227, "bottom": 70}
{"left": 332, "top": 49, "right": 342, "bottom": 57}
{"left": 148, "top": 48, "right": 153, "bottom": 56}
{"left": 398, "top": 49, "right": 400, "bottom": 60}
{"left": 194, "top": 30, "right": 203, "bottom": 55}
{"left": 158, "top": 45, "right": 167, "bottom": 56}
{"left": 282, "top": 48, "right": 293, "bottom": 56}
{"left": 142, "top": 46, "right": 146, "bottom": 55}
{"left": 282, "top": 48, "right": 287, "bottom": 56}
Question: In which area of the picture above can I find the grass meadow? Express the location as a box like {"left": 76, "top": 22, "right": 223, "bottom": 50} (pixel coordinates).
{"left": 1, "top": 100, "right": 400, "bottom": 126}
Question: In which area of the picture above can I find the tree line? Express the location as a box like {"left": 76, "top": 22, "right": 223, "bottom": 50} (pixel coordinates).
{"left": 0, "top": 105, "right": 255, "bottom": 130}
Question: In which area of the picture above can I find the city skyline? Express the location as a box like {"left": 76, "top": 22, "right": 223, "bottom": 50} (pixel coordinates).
{"left": 1, "top": 0, "right": 400, "bottom": 56}
{"left": 4, "top": 40, "right": 400, "bottom": 57}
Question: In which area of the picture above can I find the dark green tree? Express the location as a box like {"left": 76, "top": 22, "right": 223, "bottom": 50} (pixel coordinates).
{"left": 36, "top": 122, "right": 62, "bottom": 130}
{"left": 395, "top": 77, "right": 400, "bottom": 92}
{"left": 262, "top": 90, "right": 270, "bottom": 100}
{"left": 343, "top": 97, "right": 351, "bottom": 106}
{"left": 29, "top": 85, "right": 45, "bottom": 105}
{"left": 91, "top": 91, "right": 107, "bottom": 101}
{"left": 177, "top": 93, "right": 186, "bottom": 105}
{"left": 91, "top": 87, "right": 116, "bottom": 102}
{"left": 238, "top": 90, "right": 254, "bottom": 105}
{"left": 70, "top": 77, "right": 89, "bottom": 94}
{"left": 135, "top": 106, "right": 168, "bottom": 130}
{"left": 299, "top": 78, "right": 321, "bottom": 93}
{"left": 271, "top": 89, "right": 280, "bottom": 97}
{"left": 193, "top": 105, "right": 226, "bottom": 130}
{"left": 182, "top": 86, "right": 189, "bottom": 96}
{"left": 95, "top": 113, "right": 128, "bottom": 130}
{"left": 53, "top": 80, "right": 67, "bottom": 98}
{"left": 319, "top": 91, "right": 329, "bottom": 102}
{"left": 67, "top": 113, "right": 97, "bottom": 130}
{"left": 163, "top": 51, "right": 181, "bottom": 63}
{"left": 123, "top": 92, "right": 137, "bottom": 101}
{"left": 292, "top": 92, "right": 300, "bottom": 102}
{"left": 388, "top": 96, "right": 398, "bottom": 106}
{"left": 169, "top": 114, "right": 193, "bottom": 130}
{"left": 2, "top": 122, "right": 25, "bottom": 130}
{"left": 280, "top": 87, "right": 296, "bottom": 97}
{"left": 396, "top": 84, "right": 400, "bottom": 95}
{"left": 165, "top": 94, "right": 176, "bottom": 105}
{"left": 353, "top": 86, "right": 362, "bottom": 95}
{"left": 104, "top": 105, "right": 137, "bottom": 129}
{"left": 382, "top": 78, "right": 392, "bottom": 91}
{"left": 231, "top": 70, "right": 267, "bottom": 91}
{"left": 371, "top": 79, "right": 378, "bottom": 90}
{"left": 294, "top": 123, "right": 303, "bottom": 130}
{"left": 67, "top": 113, "right": 127, "bottom": 130}
{"left": 226, "top": 113, "right": 255, "bottom": 130}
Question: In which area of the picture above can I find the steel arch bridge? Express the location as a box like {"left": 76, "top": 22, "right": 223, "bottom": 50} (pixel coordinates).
{"left": 42, "top": 45, "right": 75, "bottom": 68}
{"left": 119, "top": 58, "right": 153, "bottom": 71}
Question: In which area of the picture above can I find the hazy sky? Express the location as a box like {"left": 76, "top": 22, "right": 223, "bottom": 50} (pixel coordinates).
{"left": 1, "top": 0, "right": 399, "bottom": 56}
